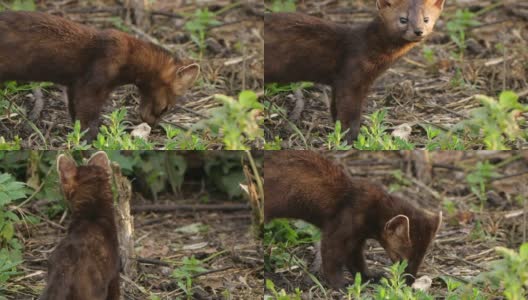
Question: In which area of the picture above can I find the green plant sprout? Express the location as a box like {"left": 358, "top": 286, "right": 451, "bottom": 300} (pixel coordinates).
{"left": 354, "top": 110, "right": 414, "bottom": 150}
{"left": 265, "top": 279, "right": 302, "bottom": 300}
{"left": 325, "top": 121, "right": 352, "bottom": 150}
{"left": 0, "top": 0, "right": 35, "bottom": 12}
{"left": 171, "top": 256, "right": 208, "bottom": 300}
{"left": 481, "top": 243, "right": 528, "bottom": 300}
{"left": 466, "top": 160, "right": 500, "bottom": 207}
{"left": 0, "top": 173, "right": 28, "bottom": 291}
{"left": 0, "top": 137, "right": 21, "bottom": 150}
{"left": 195, "top": 90, "right": 263, "bottom": 150}
{"left": 93, "top": 108, "right": 154, "bottom": 150}
{"left": 465, "top": 91, "right": 528, "bottom": 150}
{"left": 184, "top": 8, "right": 221, "bottom": 57}
{"left": 264, "top": 82, "right": 313, "bottom": 97}
{"left": 269, "top": 0, "right": 296, "bottom": 13}
{"left": 446, "top": 9, "right": 480, "bottom": 59}
{"left": 162, "top": 124, "right": 207, "bottom": 150}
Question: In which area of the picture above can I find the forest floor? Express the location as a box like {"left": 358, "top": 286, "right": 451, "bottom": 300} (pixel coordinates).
{"left": 7, "top": 195, "right": 262, "bottom": 299}
{"left": 265, "top": 150, "right": 528, "bottom": 298}
{"left": 263, "top": 0, "right": 528, "bottom": 149}
{"left": 0, "top": 0, "right": 263, "bottom": 149}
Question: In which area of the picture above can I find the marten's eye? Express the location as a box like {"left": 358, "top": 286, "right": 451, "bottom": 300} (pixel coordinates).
{"left": 424, "top": 17, "right": 430, "bottom": 23}
{"left": 399, "top": 17, "right": 408, "bottom": 24}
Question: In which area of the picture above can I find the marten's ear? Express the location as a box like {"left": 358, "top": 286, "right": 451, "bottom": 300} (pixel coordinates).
{"left": 376, "top": 0, "right": 397, "bottom": 9}
{"left": 87, "top": 151, "right": 112, "bottom": 177}
{"left": 57, "top": 154, "right": 77, "bottom": 194}
{"left": 433, "top": 0, "right": 446, "bottom": 10}
{"left": 173, "top": 63, "right": 200, "bottom": 92}
{"left": 385, "top": 215, "right": 411, "bottom": 244}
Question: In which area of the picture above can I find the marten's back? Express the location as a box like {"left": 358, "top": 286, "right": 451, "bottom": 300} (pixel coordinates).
{"left": 40, "top": 222, "right": 119, "bottom": 300}
{"left": 0, "top": 11, "right": 118, "bottom": 84}
{"left": 264, "top": 13, "right": 349, "bottom": 84}
{"left": 264, "top": 151, "right": 352, "bottom": 226}
{"left": 0, "top": 11, "right": 95, "bottom": 38}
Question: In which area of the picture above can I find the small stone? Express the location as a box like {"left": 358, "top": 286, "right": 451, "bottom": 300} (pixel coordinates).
{"left": 131, "top": 122, "right": 151, "bottom": 140}
{"left": 412, "top": 275, "right": 433, "bottom": 291}
{"left": 392, "top": 123, "right": 412, "bottom": 141}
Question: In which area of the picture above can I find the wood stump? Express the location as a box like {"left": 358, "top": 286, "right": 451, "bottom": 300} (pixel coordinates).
{"left": 111, "top": 162, "right": 136, "bottom": 296}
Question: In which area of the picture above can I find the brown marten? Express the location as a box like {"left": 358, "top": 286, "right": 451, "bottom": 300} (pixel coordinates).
{"left": 0, "top": 11, "right": 200, "bottom": 141}
{"left": 264, "top": 0, "right": 445, "bottom": 142}
{"left": 40, "top": 152, "right": 120, "bottom": 300}
{"left": 264, "top": 151, "right": 442, "bottom": 287}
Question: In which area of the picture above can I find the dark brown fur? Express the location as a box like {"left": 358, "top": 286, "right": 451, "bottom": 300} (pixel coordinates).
{"left": 0, "top": 11, "right": 199, "bottom": 140}
{"left": 264, "top": 0, "right": 445, "bottom": 141}
{"left": 264, "top": 151, "right": 442, "bottom": 287}
{"left": 40, "top": 152, "right": 120, "bottom": 300}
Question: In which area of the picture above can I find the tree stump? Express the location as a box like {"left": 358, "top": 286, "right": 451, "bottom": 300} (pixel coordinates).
{"left": 125, "top": 0, "right": 149, "bottom": 28}
{"left": 111, "top": 162, "right": 136, "bottom": 293}
{"left": 242, "top": 151, "right": 264, "bottom": 238}
{"left": 405, "top": 151, "right": 432, "bottom": 184}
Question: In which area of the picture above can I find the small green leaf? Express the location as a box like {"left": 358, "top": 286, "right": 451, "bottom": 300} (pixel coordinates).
{"left": 498, "top": 90, "right": 519, "bottom": 108}
{"left": 520, "top": 243, "right": 528, "bottom": 260}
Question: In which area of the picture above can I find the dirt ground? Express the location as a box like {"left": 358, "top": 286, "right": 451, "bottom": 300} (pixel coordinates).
{"left": 0, "top": 0, "right": 263, "bottom": 149}
{"left": 6, "top": 196, "right": 262, "bottom": 299}
{"left": 263, "top": 0, "right": 528, "bottom": 149}
{"left": 265, "top": 150, "right": 527, "bottom": 298}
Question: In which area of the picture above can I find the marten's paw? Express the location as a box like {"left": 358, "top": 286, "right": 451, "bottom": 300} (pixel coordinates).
{"left": 362, "top": 270, "right": 386, "bottom": 283}
{"left": 322, "top": 271, "right": 346, "bottom": 290}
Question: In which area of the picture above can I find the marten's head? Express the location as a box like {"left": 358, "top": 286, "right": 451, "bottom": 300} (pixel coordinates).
{"left": 376, "top": 0, "right": 445, "bottom": 42}
{"left": 379, "top": 208, "right": 442, "bottom": 283}
{"left": 57, "top": 152, "right": 113, "bottom": 216}
{"left": 139, "top": 61, "right": 200, "bottom": 126}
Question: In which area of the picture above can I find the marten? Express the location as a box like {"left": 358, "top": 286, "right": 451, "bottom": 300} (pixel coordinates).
{"left": 264, "top": 151, "right": 442, "bottom": 288}
{"left": 264, "top": 0, "right": 445, "bottom": 142}
{"left": 0, "top": 11, "right": 200, "bottom": 141}
{"left": 40, "top": 152, "right": 120, "bottom": 300}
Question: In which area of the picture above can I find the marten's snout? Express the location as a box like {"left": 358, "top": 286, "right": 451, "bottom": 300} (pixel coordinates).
{"left": 140, "top": 108, "right": 161, "bottom": 126}
{"left": 414, "top": 30, "right": 423, "bottom": 37}
{"left": 139, "top": 91, "right": 171, "bottom": 126}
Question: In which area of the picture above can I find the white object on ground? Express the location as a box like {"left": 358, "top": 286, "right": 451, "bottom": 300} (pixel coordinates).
{"left": 131, "top": 122, "right": 151, "bottom": 140}
{"left": 412, "top": 275, "right": 433, "bottom": 291}
{"left": 392, "top": 123, "right": 412, "bottom": 141}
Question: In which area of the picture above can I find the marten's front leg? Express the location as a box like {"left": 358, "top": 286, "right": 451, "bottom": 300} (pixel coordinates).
{"left": 333, "top": 78, "right": 368, "bottom": 144}
{"left": 66, "top": 87, "right": 76, "bottom": 122}
{"left": 345, "top": 240, "right": 384, "bottom": 283}
{"left": 72, "top": 82, "right": 110, "bottom": 142}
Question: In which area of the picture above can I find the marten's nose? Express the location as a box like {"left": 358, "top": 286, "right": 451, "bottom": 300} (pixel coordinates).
{"left": 414, "top": 30, "right": 423, "bottom": 36}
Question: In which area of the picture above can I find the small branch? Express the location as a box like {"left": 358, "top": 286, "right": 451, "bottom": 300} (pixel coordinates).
{"left": 136, "top": 257, "right": 171, "bottom": 267}
{"left": 192, "top": 266, "right": 234, "bottom": 279}
{"left": 129, "top": 25, "right": 172, "bottom": 53}
{"left": 28, "top": 87, "right": 44, "bottom": 121}
{"left": 290, "top": 89, "right": 305, "bottom": 122}
{"left": 489, "top": 170, "right": 528, "bottom": 182}
{"left": 132, "top": 203, "right": 249, "bottom": 213}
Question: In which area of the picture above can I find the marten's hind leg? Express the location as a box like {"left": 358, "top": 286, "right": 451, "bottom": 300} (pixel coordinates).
{"left": 66, "top": 86, "right": 76, "bottom": 122}
{"left": 106, "top": 275, "right": 120, "bottom": 300}
{"left": 321, "top": 231, "right": 346, "bottom": 289}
